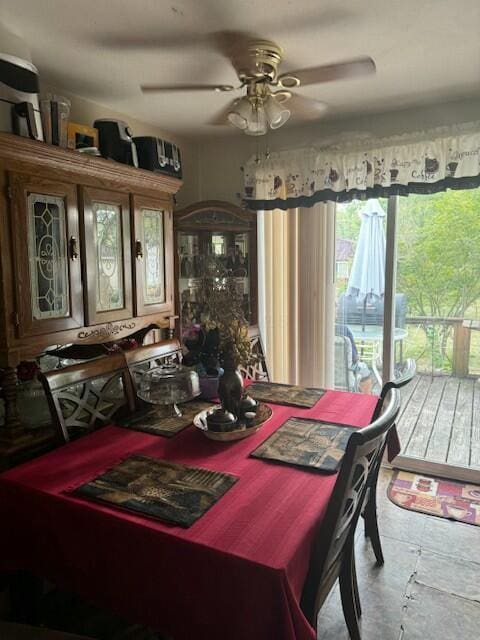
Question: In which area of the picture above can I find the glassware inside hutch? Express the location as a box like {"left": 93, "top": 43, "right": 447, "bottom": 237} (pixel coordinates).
{"left": 174, "top": 202, "right": 257, "bottom": 332}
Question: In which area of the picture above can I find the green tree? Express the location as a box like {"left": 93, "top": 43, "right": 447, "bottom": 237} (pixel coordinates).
{"left": 397, "top": 189, "right": 480, "bottom": 363}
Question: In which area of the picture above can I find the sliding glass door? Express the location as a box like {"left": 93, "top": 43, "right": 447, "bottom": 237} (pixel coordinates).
{"left": 334, "top": 191, "right": 480, "bottom": 481}
{"left": 393, "top": 189, "right": 480, "bottom": 481}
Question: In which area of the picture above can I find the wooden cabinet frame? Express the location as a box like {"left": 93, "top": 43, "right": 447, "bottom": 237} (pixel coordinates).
{"left": 132, "top": 194, "right": 174, "bottom": 316}
{"left": 9, "top": 173, "right": 84, "bottom": 337}
{"left": 81, "top": 187, "right": 133, "bottom": 325}
{"left": 0, "top": 133, "right": 182, "bottom": 462}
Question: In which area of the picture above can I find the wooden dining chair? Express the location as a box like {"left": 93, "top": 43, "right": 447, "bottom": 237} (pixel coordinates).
{"left": 362, "top": 358, "right": 417, "bottom": 564}
{"left": 371, "top": 358, "right": 416, "bottom": 422}
{"left": 0, "top": 621, "right": 93, "bottom": 640}
{"left": 123, "top": 339, "right": 183, "bottom": 396}
{"left": 301, "top": 388, "right": 401, "bottom": 639}
{"left": 39, "top": 352, "right": 136, "bottom": 444}
{"left": 239, "top": 328, "right": 270, "bottom": 381}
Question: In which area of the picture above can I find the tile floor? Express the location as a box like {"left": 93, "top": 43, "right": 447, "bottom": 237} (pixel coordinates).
{"left": 317, "top": 468, "right": 480, "bottom": 640}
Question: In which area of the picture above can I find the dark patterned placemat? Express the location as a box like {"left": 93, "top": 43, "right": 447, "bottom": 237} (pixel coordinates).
{"left": 72, "top": 455, "right": 238, "bottom": 527}
{"left": 250, "top": 417, "right": 356, "bottom": 473}
{"left": 117, "top": 400, "right": 218, "bottom": 437}
{"left": 248, "top": 382, "right": 326, "bottom": 408}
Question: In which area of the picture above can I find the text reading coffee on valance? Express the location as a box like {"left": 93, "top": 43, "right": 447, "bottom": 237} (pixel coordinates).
{"left": 243, "top": 124, "right": 480, "bottom": 210}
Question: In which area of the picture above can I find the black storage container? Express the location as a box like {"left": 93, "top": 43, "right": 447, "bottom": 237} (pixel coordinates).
{"left": 93, "top": 119, "right": 138, "bottom": 167}
{"left": 134, "top": 136, "right": 182, "bottom": 179}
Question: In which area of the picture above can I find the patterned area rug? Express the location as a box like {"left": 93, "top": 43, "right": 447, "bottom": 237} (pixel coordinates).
{"left": 388, "top": 470, "right": 480, "bottom": 526}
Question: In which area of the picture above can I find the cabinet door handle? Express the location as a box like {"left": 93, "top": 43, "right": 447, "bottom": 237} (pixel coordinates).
{"left": 135, "top": 240, "right": 143, "bottom": 260}
{"left": 69, "top": 236, "right": 78, "bottom": 261}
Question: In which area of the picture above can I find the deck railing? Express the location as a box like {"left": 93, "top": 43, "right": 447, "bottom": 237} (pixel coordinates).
{"left": 405, "top": 315, "right": 477, "bottom": 377}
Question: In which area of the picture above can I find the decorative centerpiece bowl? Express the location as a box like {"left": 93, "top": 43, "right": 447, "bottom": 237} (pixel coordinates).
{"left": 137, "top": 364, "right": 200, "bottom": 417}
{"left": 193, "top": 402, "right": 272, "bottom": 442}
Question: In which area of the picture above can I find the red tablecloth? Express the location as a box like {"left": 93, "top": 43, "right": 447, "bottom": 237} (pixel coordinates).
{"left": 0, "top": 390, "right": 378, "bottom": 640}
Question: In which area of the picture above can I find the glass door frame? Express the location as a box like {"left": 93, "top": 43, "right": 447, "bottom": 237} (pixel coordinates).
{"left": 382, "top": 195, "right": 479, "bottom": 482}
{"left": 9, "top": 173, "right": 84, "bottom": 337}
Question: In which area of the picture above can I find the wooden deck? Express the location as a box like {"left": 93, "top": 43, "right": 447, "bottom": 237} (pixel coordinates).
{"left": 397, "top": 373, "right": 480, "bottom": 471}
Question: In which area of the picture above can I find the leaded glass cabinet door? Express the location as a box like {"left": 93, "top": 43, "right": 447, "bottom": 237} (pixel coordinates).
{"left": 133, "top": 194, "right": 174, "bottom": 316}
{"left": 9, "top": 174, "right": 84, "bottom": 337}
{"left": 82, "top": 187, "right": 133, "bottom": 325}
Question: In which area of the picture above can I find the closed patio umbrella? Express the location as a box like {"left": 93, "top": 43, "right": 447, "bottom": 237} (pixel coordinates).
{"left": 346, "top": 199, "right": 386, "bottom": 329}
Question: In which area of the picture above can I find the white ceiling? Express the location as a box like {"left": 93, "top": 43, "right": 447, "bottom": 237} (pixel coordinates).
{"left": 1, "top": 0, "right": 480, "bottom": 138}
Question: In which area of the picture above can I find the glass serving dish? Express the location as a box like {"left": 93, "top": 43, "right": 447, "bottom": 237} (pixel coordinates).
{"left": 137, "top": 364, "right": 200, "bottom": 417}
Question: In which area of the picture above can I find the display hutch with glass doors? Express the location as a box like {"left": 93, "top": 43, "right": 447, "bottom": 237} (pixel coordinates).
{"left": 173, "top": 201, "right": 258, "bottom": 334}
{"left": 0, "top": 132, "right": 181, "bottom": 464}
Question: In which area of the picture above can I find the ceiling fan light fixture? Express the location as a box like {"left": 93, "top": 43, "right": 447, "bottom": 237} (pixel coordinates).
{"left": 279, "top": 74, "right": 301, "bottom": 89}
{"left": 264, "top": 94, "right": 291, "bottom": 129}
{"left": 244, "top": 104, "right": 268, "bottom": 136}
{"left": 227, "top": 97, "right": 251, "bottom": 130}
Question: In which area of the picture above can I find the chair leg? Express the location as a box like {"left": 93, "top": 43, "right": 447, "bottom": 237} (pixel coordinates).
{"left": 364, "top": 488, "right": 384, "bottom": 565}
{"left": 339, "top": 546, "right": 361, "bottom": 640}
{"left": 352, "top": 550, "right": 362, "bottom": 619}
{"left": 362, "top": 488, "right": 370, "bottom": 538}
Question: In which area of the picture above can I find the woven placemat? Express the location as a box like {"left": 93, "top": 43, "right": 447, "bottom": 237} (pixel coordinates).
{"left": 73, "top": 454, "right": 238, "bottom": 527}
{"left": 251, "top": 417, "right": 355, "bottom": 473}
{"left": 247, "top": 382, "right": 326, "bottom": 408}
{"left": 117, "top": 400, "right": 217, "bottom": 437}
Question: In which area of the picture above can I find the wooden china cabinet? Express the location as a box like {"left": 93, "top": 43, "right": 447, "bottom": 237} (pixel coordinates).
{"left": 0, "top": 132, "right": 181, "bottom": 463}
{"left": 173, "top": 200, "right": 258, "bottom": 334}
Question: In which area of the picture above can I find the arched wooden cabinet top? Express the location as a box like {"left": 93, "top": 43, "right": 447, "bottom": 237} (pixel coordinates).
{"left": 173, "top": 200, "right": 258, "bottom": 332}
{"left": 174, "top": 200, "right": 256, "bottom": 231}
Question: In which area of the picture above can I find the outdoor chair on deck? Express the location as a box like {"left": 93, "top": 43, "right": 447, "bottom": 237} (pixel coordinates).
{"left": 301, "top": 388, "right": 401, "bottom": 639}
{"left": 39, "top": 353, "right": 136, "bottom": 444}
{"left": 362, "top": 358, "right": 417, "bottom": 564}
{"left": 334, "top": 335, "right": 359, "bottom": 392}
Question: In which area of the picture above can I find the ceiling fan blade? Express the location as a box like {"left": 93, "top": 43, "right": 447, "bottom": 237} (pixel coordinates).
{"left": 141, "top": 83, "right": 235, "bottom": 93}
{"left": 278, "top": 56, "right": 376, "bottom": 88}
{"left": 207, "top": 99, "right": 240, "bottom": 126}
{"left": 281, "top": 92, "right": 328, "bottom": 121}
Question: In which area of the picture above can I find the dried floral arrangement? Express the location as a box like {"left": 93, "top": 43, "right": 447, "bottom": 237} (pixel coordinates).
{"left": 182, "top": 277, "right": 257, "bottom": 373}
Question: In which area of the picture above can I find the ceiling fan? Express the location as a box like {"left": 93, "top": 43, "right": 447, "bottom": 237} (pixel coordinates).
{"left": 141, "top": 37, "right": 376, "bottom": 135}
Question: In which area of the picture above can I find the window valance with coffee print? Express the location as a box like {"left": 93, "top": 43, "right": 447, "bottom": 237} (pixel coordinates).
{"left": 243, "top": 122, "right": 480, "bottom": 210}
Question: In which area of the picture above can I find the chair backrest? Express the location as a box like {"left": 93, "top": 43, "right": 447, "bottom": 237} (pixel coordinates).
{"left": 334, "top": 335, "right": 355, "bottom": 392}
{"left": 124, "top": 339, "right": 183, "bottom": 392}
{"left": 39, "top": 352, "right": 135, "bottom": 443}
{"left": 239, "top": 328, "right": 270, "bottom": 381}
{"left": 371, "top": 358, "right": 416, "bottom": 421}
{"left": 300, "top": 388, "right": 401, "bottom": 624}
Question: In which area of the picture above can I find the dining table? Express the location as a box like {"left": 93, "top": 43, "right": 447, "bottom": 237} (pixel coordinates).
{"left": 0, "top": 388, "right": 383, "bottom": 640}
